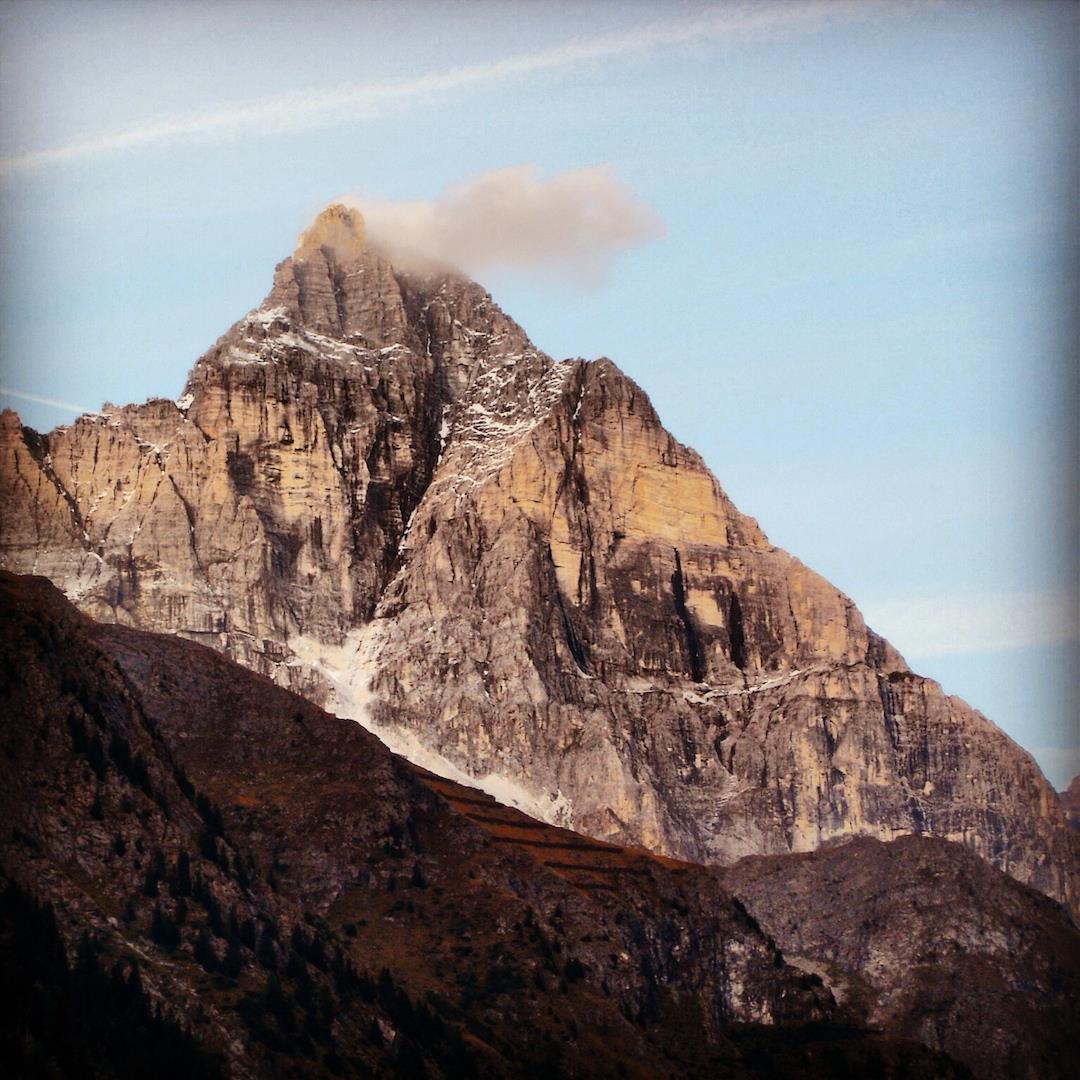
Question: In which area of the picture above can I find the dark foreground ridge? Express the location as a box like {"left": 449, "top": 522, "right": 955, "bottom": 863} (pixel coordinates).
{"left": 1, "top": 570, "right": 1076, "bottom": 1077}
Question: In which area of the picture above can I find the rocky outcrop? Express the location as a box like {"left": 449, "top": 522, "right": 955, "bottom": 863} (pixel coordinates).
{"left": 721, "top": 836, "right": 1080, "bottom": 1080}
{"left": 2, "top": 205, "right": 1076, "bottom": 917}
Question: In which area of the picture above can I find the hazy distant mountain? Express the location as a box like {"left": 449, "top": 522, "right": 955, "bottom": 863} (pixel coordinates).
{"left": 1, "top": 204, "right": 1076, "bottom": 918}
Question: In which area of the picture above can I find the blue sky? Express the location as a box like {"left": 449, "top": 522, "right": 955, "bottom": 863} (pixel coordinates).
{"left": 1, "top": 0, "right": 1076, "bottom": 786}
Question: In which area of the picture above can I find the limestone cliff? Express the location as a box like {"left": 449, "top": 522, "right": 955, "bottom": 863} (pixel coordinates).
{"left": 2, "top": 204, "right": 1076, "bottom": 915}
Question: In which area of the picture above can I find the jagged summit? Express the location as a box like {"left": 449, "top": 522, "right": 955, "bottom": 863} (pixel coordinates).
{"left": 1, "top": 207, "right": 1077, "bottom": 918}
{"left": 294, "top": 202, "right": 367, "bottom": 262}
{"left": 252, "top": 202, "right": 533, "bottom": 357}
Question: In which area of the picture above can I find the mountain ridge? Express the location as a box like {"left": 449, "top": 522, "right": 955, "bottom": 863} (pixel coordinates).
{"left": 3, "top": 568, "right": 975, "bottom": 1078}
{"left": 5, "top": 569, "right": 1080, "bottom": 1077}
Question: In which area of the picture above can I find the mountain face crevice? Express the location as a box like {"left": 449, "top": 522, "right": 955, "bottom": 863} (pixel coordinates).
{"left": 2, "top": 204, "right": 1076, "bottom": 916}
{"left": 670, "top": 548, "right": 706, "bottom": 683}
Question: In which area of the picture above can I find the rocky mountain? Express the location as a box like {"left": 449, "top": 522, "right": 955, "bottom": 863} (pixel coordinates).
{"left": 2, "top": 570, "right": 982, "bottom": 1078}
{"left": 1, "top": 204, "right": 1076, "bottom": 916}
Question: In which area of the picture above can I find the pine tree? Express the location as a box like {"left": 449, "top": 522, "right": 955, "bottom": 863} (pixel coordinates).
{"left": 193, "top": 928, "right": 218, "bottom": 973}
{"left": 151, "top": 905, "right": 180, "bottom": 950}
{"left": 143, "top": 849, "right": 166, "bottom": 897}
{"left": 172, "top": 851, "right": 192, "bottom": 897}
{"left": 222, "top": 936, "right": 243, "bottom": 979}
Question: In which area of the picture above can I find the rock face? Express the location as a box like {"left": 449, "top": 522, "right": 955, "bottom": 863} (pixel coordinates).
{"left": 4, "top": 571, "right": 972, "bottom": 1078}
{"left": 1062, "top": 775, "right": 1080, "bottom": 829}
{"left": 721, "top": 836, "right": 1080, "bottom": 1080}
{"left": 1, "top": 204, "right": 1076, "bottom": 915}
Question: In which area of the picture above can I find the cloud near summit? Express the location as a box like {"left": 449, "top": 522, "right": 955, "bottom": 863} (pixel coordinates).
{"left": 348, "top": 165, "right": 664, "bottom": 286}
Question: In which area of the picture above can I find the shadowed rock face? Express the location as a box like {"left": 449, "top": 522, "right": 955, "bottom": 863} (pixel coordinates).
{"left": 721, "top": 836, "right": 1080, "bottom": 1080}
{"left": 1, "top": 205, "right": 1076, "bottom": 916}
{"left": 2, "top": 571, "right": 971, "bottom": 1078}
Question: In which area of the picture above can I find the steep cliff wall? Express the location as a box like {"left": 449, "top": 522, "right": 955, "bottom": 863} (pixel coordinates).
{"left": 2, "top": 205, "right": 1076, "bottom": 915}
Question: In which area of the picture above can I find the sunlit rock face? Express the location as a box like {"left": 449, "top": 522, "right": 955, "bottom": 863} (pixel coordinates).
{"left": 2, "top": 205, "right": 1076, "bottom": 914}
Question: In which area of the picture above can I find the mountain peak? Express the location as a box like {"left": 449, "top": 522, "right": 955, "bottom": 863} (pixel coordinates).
{"left": 295, "top": 202, "right": 367, "bottom": 262}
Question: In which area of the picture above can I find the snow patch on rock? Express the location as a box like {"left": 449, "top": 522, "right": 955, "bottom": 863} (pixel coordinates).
{"left": 285, "top": 623, "right": 571, "bottom": 826}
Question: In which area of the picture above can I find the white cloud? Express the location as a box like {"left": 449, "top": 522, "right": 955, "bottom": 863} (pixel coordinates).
{"left": 0, "top": 1, "right": 912, "bottom": 174}
{"left": 861, "top": 588, "right": 1079, "bottom": 659}
{"left": 0, "top": 386, "right": 94, "bottom": 415}
{"left": 352, "top": 164, "right": 663, "bottom": 285}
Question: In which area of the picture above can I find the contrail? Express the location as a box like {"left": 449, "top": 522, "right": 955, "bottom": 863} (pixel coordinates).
{"left": 0, "top": 1, "right": 910, "bottom": 175}
{"left": 0, "top": 386, "right": 94, "bottom": 415}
